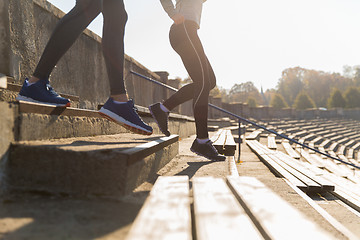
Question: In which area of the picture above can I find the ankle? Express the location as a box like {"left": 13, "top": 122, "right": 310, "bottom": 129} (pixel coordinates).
{"left": 160, "top": 103, "right": 170, "bottom": 113}
{"left": 196, "top": 138, "right": 210, "bottom": 144}
{"left": 111, "top": 94, "right": 128, "bottom": 102}
{"left": 28, "top": 76, "right": 40, "bottom": 84}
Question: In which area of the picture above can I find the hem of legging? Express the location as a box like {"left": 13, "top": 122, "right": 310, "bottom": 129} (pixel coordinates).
{"left": 110, "top": 90, "right": 127, "bottom": 96}
{"left": 32, "top": 72, "right": 49, "bottom": 80}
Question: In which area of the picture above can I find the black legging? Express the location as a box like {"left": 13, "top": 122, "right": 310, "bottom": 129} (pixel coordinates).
{"left": 163, "top": 21, "right": 216, "bottom": 139}
{"left": 33, "top": 0, "right": 128, "bottom": 95}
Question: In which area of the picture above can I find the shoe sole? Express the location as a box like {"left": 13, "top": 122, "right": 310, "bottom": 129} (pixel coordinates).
{"left": 99, "top": 108, "right": 152, "bottom": 135}
{"left": 17, "top": 95, "right": 70, "bottom": 107}
{"left": 148, "top": 105, "right": 170, "bottom": 137}
{"left": 190, "top": 147, "right": 226, "bottom": 161}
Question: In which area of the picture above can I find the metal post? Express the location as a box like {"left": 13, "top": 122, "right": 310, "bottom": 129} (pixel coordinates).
{"left": 238, "top": 119, "right": 242, "bottom": 163}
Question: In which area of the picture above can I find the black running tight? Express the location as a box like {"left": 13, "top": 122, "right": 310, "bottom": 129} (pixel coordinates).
{"left": 163, "top": 21, "right": 216, "bottom": 139}
{"left": 33, "top": 0, "right": 128, "bottom": 95}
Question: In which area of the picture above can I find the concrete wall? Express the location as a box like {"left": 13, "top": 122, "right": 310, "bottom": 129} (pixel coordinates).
{"left": 0, "top": 0, "right": 175, "bottom": 111}
{"left": 0, "top": 102, "right": 17, "bottom": 191}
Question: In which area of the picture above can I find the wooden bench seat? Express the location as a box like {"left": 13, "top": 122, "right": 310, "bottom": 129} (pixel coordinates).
{"left": 246, "top": 140, "right": 335, "bottom": 193}
{"left": 282, "top": 140, "right": 300, "bottom": 159}
{"left": 211, "top": 129, "right": 236, "bottom": 156}
{"left": 319, "top": 139, "right": 332, "bottom": 149}
{"left": 267, "top": 134, "right": 277, "bottom": 150}
{"left": 245, "top": 129, "right": 262, "bottom": 141}
{"left": 127, "top": 176, "right": 333, "bottom": 240}
{"left": 126, "top": 176, "right": 192, "bottom": 240}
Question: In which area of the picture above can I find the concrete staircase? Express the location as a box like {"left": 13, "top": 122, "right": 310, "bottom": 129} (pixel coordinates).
{"left": 0, "top": 76, "right": 196, "bottom": 197}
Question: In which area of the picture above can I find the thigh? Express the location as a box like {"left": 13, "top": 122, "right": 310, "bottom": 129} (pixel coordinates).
{"left": 75, "top": 0, "right": 102, "bottom": 10}
{"left": 175, "top": 24, "right": 208, "bottom": 85}
{"left": 102, "top": 0, "right": 126, "bottom": 16}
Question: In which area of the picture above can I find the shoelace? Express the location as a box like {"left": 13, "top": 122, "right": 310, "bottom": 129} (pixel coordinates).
{"left": 128, "top": 99, "right": 138, "bottom": 112}
{"left": 42, "top": 79, "right": 59, "bottom": 97}
{"left": 128, "top": 99, "right": 148, "bottom": 125}
{"left": 46, "top": 84, "right": 59, "bottom": 97}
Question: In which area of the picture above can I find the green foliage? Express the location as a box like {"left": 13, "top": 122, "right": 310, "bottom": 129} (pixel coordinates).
{"left": 277, "top": 67, "right": 304, "bottom": 106}
{"left": 209, "top": 86, "right": 221, "bottom": 98}
{"left": 327, "top": 88, "right": 346, "bottom": 108}
{"left": 354, "top": 66, "right": 360, "bottom": 86}
{"left": 217, "top": 64, "right": 359, "bottom": 109}
{"left": 270, "top": 93, "right": 288, "bottom": 109}
{"left": 277, "top": 67, "right": 353, "bottom": 108}
{"left": 246, "top": 97, "right": 257, "bottom": 107}
{"left": 228, "top": 81, "right": 262, "bottom": 104}
{"left": 293, "top": 91, "right": 316, "bottom": 110}
{"left": 344, "top": 87, "right": 360, "bottom": 108}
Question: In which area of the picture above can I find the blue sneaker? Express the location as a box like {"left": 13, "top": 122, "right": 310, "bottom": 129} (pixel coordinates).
{"left": 16, "top": 78, "right": 70, "bottom": 107}
{"left": 99, "top": 98, "right": 153, "bottom": 135}
{"left": 190, "top": 139, "right": 226, "bottom": 161}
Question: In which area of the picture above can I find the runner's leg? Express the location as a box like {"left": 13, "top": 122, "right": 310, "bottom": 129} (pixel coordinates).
{"left": 33, "top": 0, "right": 102, "bottom": 79}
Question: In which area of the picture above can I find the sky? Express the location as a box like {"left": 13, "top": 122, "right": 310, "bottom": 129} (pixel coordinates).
{"left": 48, "top": 0, "right": 360, "bottom": 91}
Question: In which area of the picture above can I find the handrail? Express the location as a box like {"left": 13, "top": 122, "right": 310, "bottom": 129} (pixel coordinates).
{"left": 130, "top": 70, "right": 360, "bottom": 170}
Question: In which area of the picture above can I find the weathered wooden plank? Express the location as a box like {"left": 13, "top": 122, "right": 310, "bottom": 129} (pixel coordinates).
{"left": 227, "top": 176, "right": 335, "bottom": 240}
{"left": 126, "top": 176, "right": 192, "bottom": 240}
{"left": 298, "top": 150, "right": 325, "bottom": 168}
{"left": 319, "top": 139, "right": 331, "bottom": 149}
{"left": 227, "top": 156, "right": 239, "bottom": 177}
{"left": 246, "top": 129, "right": 262, "bottom": 140}
{"left": 211, "top": 129, "right": 236, "bottom": 156}
{"left": 192, "top": 177, "right": 262, "bottom": 240}
{"left": 211, "top": 129, "right": 226, "bottom": 154}
{"left": 321, "top": 174, "right": 360, "bottom": 202}
{"left": 331, "top": 186, "right": 360, "bottom": 213}
{"left": 284, "top": 179, "right": 359, "bottom": 240}
{"left": 224, "top": 129, "right": 236, "bottom": 156}
{"left": 210, "top": 129, "right": 223, "bottom": 144}
{"left": 252, "top": 140, "right": 325, "bottom": 192}
{"left": 347, "top": 148, "right": 354, "bottom": 159}
{"left": 281, "top": 140, "right": 300, "bottom": 159}
{"left": 267, "top": 153, "right": 322, "bottom": 193}
{"left": 337, "top": 145, "right": 346, "bottom": 156}
{"left": 0, "top": 74, "right": 7, "bottom": 89}
{"left": 275, "top": 151, "right": 334, "bottom": 192}
{"left": 267, "top": 134, "right": 277, "bottom": 150}
{"left": 247, "top": 140, "right": 308, "bottom": 191}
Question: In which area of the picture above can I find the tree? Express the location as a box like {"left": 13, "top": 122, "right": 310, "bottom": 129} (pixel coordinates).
{"left": 209, "top": 86, "right": 221, "bottom": 98}
{"left": 354, "top": 66, "right": 360, "bottom": 86}
{"left": 277, "top": 67, "right": 353, "bottom": 108}
{"left": 270, "top": 93, "right": 288, "bottom": 109}
{"left": 277, "top": 67, "right": 305, "bottom": 106}
{"left": 228, "top": 81, "right": 261, "bottom": 104}
{"left": 219, "top": 87, "right": 231, "bottom": 103}
{"left": 327, "top": 88, "right": 346, "bottom": 108}
{"left": 293, "top": 91, "right": 316, "bottom": 110}
{"left": 344, "top": 87, "right": 360, "bottom": 108}
{"left": 246, "top": 97, "right": 257, "bottom": 107}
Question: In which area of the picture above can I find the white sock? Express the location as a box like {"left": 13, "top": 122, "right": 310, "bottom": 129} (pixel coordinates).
{"left": 26, "top": 80, "right": 36, "bottom": 86}
{"left": 160, "top": 103, "right": 170, "bottom": 113}
{"left": 113, "top": 100, "right": 127, "bottom": 104}
{"left": 197, "top": 138, "right": 210, "bottom": 144}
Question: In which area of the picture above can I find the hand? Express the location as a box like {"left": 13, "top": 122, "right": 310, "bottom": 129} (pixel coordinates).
{"left": 171, "top": 13, "right": 185, "bottom": 25}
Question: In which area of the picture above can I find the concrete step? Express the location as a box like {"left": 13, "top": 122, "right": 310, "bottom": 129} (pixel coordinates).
{"left": 0, "top": 76, "right": 80, "bottom": 107}
{"left": 0, "top": 100, "right": 195, "bottom": 141}
{"left": 5, "top": 133, "right": 179, "bottom": 197}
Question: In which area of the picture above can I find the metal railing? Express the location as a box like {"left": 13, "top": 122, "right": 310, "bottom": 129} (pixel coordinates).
{"left": 131, "top": 70, "right": 360, "bottom": 170}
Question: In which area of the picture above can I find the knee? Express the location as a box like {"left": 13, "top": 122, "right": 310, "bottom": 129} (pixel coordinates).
{"left": 209, "top": 75, "right": 216, "bottom": 90}
{"left": 103, "top": 0, "right": 128, "bottom": 25}
{"left": 75, "top": 0, "right": 102, "bottom": 15}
